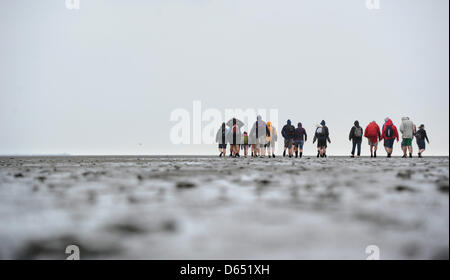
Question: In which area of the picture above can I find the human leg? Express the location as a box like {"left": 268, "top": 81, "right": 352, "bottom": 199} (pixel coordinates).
{"left": 288, "top": 139, "right": 293, "bottom": 157}
{"left": 357, "top": 140, "right": 361, "bottom": 157}
{"left": 351, "top": 139, "right": 357, "bottom": 157}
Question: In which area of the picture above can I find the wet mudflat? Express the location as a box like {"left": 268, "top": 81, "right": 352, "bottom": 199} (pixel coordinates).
{"left": 0, "top": 156, "right": 448, "bottom": 259}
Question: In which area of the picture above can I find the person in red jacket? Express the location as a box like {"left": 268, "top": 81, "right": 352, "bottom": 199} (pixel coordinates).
{"left": 380, "top": 118, "right": 399, "bottom": 157}
{"left": 364, "top": 121, "right": 381, "bottom": 158}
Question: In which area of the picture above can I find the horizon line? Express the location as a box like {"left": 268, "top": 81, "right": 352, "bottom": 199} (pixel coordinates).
{"left": 1, "top": 154, "right": 449, "bottom": 158}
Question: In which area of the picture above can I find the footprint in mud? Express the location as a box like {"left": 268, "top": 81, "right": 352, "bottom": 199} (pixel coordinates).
{"left": 255, "top": 179, "right": 271, "bottom": 186}
{"left": 435, "top": 177, "right": 449, "bottom": 193}
{"left": 36, "top": 176, "right": 46, "bottom": 183}
{"left": 395, "top": 185, "right": 417, "bottom": 193}
{"left": 107, "top": 223, "right": 147, "bottom": 235}
{"left": 436, "top": 183, "right": 449, "bottom": 193}
{"left": 397, "top": 170, "right": 413, "bottom": 179}
{"left": 106, "top": 219, "right": 177, "bottom": 236}
{"left": 82, "top": 171, "right": 107, "bottom": 178}
{"left": 176, "top": 182, "right": 196, "bottom": 189}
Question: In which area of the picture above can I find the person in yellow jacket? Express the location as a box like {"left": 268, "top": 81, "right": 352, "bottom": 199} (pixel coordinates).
{"left": 265, "top": 122, "right": 278, "bottom": 158}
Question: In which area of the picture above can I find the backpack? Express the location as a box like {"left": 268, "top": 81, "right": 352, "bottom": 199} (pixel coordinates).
{"left": 385, "top": 125, "right": 393, "bottom": 138}
{"left": 288, "top": 125, "right": 295, "bottom": 137}
{"left": 416, "top": 130, "right": 424, "bottom": 140}
{"left": 366, "top": 124, "right": 377, "bottom": 137}
{"left": 316, "top": 127, "right": 325, "bottom": 137}
{"left": 354, "top": 126, "right": 363, "bottom": 138}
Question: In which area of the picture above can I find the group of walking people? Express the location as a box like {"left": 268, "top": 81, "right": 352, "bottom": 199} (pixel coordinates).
{"left": 215, "top": 116, "right": 277, "bottom": 158}
{"left": 216, "top": 116, "right": 430, "bottom": 158}
{"left": 348, "top": 117, "right": 430, "bottom": 158}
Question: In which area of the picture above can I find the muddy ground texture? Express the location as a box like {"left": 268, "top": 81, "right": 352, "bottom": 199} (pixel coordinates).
{"left": 0, "top": 156, "right": 448, "bottom": 259}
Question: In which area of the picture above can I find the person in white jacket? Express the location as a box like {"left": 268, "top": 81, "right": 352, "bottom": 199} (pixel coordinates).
{"left": 249, "top": 115, "right": 270, "bottom": 157}
{"left": 215, "top": 122, "right": 228, "bottom": 157}
{"left": 399, "top": 117, "right": 416, "bottom": 158}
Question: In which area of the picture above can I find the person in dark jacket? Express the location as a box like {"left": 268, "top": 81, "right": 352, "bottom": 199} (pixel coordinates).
{"left": 294, "top": 122, "right": 307, "bottom": 158}
{"left": 349, "top": 120, "right": 364, "bottom": 158}
{"left": 281, "top": 119, "right": 296, "bottom": 158}
{"left": 313, "top": 120, "right": 331, "bottom": 158}
{"left": 415, "top": 124, "right": 430, "bottom": 158}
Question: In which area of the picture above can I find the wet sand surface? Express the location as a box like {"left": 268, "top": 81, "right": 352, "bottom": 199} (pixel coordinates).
{"left": 0, "top": 156, "right": 448, "bottom": 259}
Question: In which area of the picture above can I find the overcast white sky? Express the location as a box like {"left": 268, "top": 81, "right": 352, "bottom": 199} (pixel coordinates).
{"left": 0, "top": 0, "right": 448, "bottom": 155}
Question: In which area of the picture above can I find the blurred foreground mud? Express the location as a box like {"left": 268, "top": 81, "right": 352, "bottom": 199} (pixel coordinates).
{"left": 0, "top": 156, "right": 448, "bottom": 259}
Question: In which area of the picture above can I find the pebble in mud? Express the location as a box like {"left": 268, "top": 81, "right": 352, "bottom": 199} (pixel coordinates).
{"left": 36, "top": 176, "right": 46, "bottom": 182}
{"left": 397, "top": 170, "right": 413, "bottom": 179}
{"left": 395, "top": 185, "right": 417, "bottom": 193}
